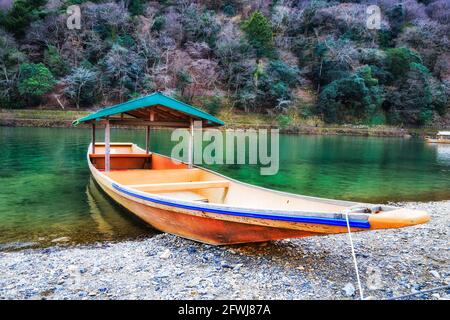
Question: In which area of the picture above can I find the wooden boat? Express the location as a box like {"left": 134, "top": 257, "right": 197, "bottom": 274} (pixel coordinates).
{"left": 74, "top": 92, "right": 430, "bottom": 245}
{"left": 426, "top": 131, "right": 450, "bottom": 144}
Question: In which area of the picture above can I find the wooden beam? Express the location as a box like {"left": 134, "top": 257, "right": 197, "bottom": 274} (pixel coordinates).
{"left": 105, "top": 118, "right": 110, "bottom": 172}
{"left": 150, "top": 109, "right": 173, "bottom": 121}
{"left": 153, "top": 105, "right": 190, "bottom": 121}
{"left": 107, "top": 119, "right": 190, "bottom": 127}
{"left": 128, "top": 109, "right": 150, "bottom": 119}
{"left": 91, "top": 123, "right": 96, "bottom": 154}
{"left": 145, "top": 126, "right": 150, "bottom": 154}
{"left": 124, "top": 112, "right": 140, "bottom": 119}
{"left": 149, "top": 107, "right": 178, "bottom": 121}
{"left": 188, "top": 118, "right": 194, "bottom": 168}
{"left": 150, "top": 106, "right": 182, "bottom": 121}
{"left": 90, "top": 153, "right": 151, "bottom": 158}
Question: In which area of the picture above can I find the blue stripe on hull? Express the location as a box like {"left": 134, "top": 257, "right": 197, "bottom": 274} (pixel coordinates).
{"left": 112, "top": 183, "right": 371, "bottom": 229}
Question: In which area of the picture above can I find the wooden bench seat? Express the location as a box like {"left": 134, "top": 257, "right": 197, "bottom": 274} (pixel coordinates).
{"left": 125, "top": 180, "right": 229, "bottom": 192}
{"left": 154, "top": 191, "right": 209, "bottom": 202}
{"left": 90, "top": 153, "right": 151, "bottom": 158}
{"left": 90, "top": 153, "right": 151, "bottom": 170}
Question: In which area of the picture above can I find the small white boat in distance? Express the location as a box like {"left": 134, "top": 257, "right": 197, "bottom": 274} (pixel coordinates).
{"left": 426, "top": 131, "right": 450, "bottom": 144}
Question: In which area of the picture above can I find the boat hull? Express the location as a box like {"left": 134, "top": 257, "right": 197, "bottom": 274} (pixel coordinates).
{"left": 99, "top": 181, "right": 318, "bottom": 244}
{"left": 87, "top": 143, "right": 430, "bottom": 245}
{"left": 426, "top": 138, "right": 450, "bottom": 144}
{"left": 90, "top": 164, "right": 360, "bottom": 244}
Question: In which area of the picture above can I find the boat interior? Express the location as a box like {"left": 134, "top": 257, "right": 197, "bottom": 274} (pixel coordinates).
{"left": 90, "top": 143, "right": 364, "bottom": 213}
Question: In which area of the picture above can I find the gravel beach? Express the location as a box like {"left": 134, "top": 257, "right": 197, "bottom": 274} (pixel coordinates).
{"left": 0, "top": 201, "right": 448, "bottom": 300}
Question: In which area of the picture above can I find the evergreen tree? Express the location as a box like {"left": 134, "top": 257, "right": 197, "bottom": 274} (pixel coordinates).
{"left": 242, "top": 11, "right": 275, "bottom": 58}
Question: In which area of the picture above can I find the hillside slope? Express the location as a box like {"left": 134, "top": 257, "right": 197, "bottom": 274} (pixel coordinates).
{"left": 0, "top": 0, "right": 449, "bottom": 127}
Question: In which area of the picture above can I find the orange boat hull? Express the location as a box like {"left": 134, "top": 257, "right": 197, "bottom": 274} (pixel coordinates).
{"left": 101, "top": 183, "right": 317, "bottom": 244}
{"left": 87, "top": 143, "right": 430, "bottom": 245}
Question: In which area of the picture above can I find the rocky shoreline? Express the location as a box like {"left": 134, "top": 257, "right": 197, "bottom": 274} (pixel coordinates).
{"left": 0, "top": 201, "right": 448, "bottom": 300}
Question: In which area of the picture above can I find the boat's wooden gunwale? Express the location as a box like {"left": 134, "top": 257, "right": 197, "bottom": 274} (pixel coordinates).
{"left": 110, "top": 183, "right": 370, "bottom": 227}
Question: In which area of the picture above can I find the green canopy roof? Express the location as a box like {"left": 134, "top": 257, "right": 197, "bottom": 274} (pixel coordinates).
{"left": 72, "top": 92, "right": 224, "bottom": 126}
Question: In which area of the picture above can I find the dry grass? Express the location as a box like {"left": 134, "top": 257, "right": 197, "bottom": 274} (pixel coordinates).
{"left": 217, "top": 107, "right": 275, "bottom": 127}
{"left": 0, "top": 109, "right": 89, "bottom": 121}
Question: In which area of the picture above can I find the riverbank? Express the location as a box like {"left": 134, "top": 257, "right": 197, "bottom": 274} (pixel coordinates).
{"left": 0, "top": 108, "right": 440, "bottom": 137}
{"left": 0, "top": 201, "right": 448, "bottom": 300}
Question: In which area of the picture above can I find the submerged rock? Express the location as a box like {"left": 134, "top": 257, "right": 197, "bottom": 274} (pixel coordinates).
{"left": 0, "top": 242, "right": 38, "bottom": 251}
{"left": 51, "top": 237, "right": 70, "bottom": 243}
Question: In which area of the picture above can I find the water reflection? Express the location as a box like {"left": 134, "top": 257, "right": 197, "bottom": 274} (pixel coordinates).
{"left": 436, "top": 144, "right": 450, "bottom": 164}
{"left": 85, "top": 178, "right": 159, "bottom": 240}
{"left": 86, "top": 178, "right": 115, "bottom": 237}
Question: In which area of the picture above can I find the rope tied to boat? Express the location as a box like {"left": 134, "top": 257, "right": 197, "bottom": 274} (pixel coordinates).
{"left": 344, "top": 209, "right": 364, "bottom": 300}
{"left": 343, "top": 206, "right": 446, "bottom": 300}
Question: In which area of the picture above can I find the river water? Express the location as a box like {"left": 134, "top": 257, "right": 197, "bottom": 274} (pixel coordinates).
{"left": 1, "top": 126, "right": 449, "bottom": 248}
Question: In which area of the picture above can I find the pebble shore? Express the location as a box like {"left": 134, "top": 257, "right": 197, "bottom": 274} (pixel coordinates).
{"left": 0, "top": 201, "right": 448, "bottom": 300}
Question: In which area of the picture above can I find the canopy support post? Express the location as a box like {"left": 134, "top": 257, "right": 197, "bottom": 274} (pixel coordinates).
{"left": 105, "top": 118, "right": 110, "bottom": 172}
{"left": 188, "top": 118, "right": 194, "bottom": 168}
{"left": 91, "top": 123, "right": 96, "bottom": 154}
{"left": 145, "top": 126, "right": 150, "bottom": 154}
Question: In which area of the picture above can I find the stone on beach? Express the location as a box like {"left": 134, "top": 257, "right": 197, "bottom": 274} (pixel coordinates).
{"left": 159, "top": 249, "right": 172, "bottom": 260}
{"left": 342, "top": 283, "right": 356, "bottom": 297}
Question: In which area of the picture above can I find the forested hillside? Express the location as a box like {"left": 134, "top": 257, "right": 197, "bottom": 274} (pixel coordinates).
{"left": 0, "top": 0, "right": 449, "bottom": 126}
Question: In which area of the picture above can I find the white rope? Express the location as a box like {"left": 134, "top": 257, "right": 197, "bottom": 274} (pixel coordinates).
{"left": 344, "top": 211, "right": 364, "bottom": 300}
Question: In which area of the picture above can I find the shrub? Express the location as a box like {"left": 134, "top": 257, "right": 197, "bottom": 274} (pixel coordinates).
{"left": 152, "top": 15, "right": 165, "bottom": 32}
{"left": 176, "top": 69, "right": 192, "bottom": 96}
{"left": 429, "top": 80, "right": 448, "bottom": 116}
{"left": 180, "top": 4, "right": 220, "bottom": 46}
{"left": 200, "top": 96, "right": 222, "bottom": 116}
{"left": 311, "top": 38, "right": 358, "bottom": 87}
{"left": 215, "top": 25, "right": 254, "bottom": 88}
{"left": 18, "top": 63, "right": 56, "bottom": 98}
{"left": 386, "top": 3, "right": 406, "bottom": 38}
{"left": 317, "top": 71, "right": 382, "bottom": 123}
{"left": 266, "top": 60, "right": 299, "bottom": 86}
{"left": 44, "top": 45, "right": 69, "bottom": 77}
{"left": 277, "top": 114, "right": 292, "bottom": 128}
{"left": 0, "top": 0, "right": 46, "bottom": 37}
{"left": 385, "top": 47, "right": 422, "bottom": 80}
{"left": 102, "top": 44, "right": 145, "bottom": 101}
{"left": 128, "top": 0, "right": 144, "bottom": 16}
{"left": 0, "top": 33, "right": 26, "bottom": 108}
{"left": 384, "top": 63, "right": 435, "bottom": 125}
{"left": 63, "top": 67, "right": 98, "bottom": 108}
{"left": 235, "top": 60, "right": 300, "bottom": 112}
{"left": 83, "top": 2, "right": 130, "bottom": 41}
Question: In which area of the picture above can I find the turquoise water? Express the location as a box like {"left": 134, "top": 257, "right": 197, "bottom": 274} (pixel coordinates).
{"left": 1, "top": 126, "right": 450, "bottom": 247}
